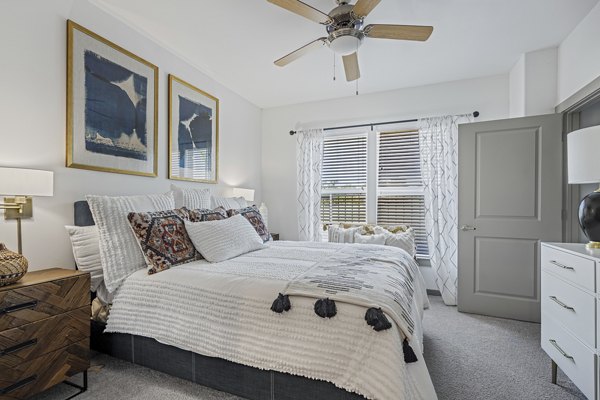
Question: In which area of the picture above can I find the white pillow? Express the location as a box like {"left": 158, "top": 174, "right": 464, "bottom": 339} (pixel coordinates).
{"left": 185, "top": 214, "right": 265, "bottom": 263}
{"left": 211, "top": 195, "right": 248, "bottom": 210}
{"left": 354, "top": 232, "right": 386, "bottom": 245}
{"left": 86, "top": 193, "right": 175, "bottom": 292}
{"left": 374, "top": 226, "right": 416, "bottom": 257}
{"left": 328, "top": 225, "right": 361, "bottom": 243}
{"left": 65, "top": 225, "right": 103, "bottom": 291}
{"left": 170, "top": 184, "right": 211, "bottom": 209}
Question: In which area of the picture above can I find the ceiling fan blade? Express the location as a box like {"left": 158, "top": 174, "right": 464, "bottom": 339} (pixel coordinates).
{"left": 274, "top": 38, "right": 328, "bottom": 67}
{"left": 267, "top": 0, "right": 331, "bottom": 24}
{"left": 342, "top": 52, "right": 360, "bottom": 82}
{"left": 352, "top": 0, "right": 381, "bottom": 18}
{"left": 364, "top": 24, "right": 433, "bottom": 41}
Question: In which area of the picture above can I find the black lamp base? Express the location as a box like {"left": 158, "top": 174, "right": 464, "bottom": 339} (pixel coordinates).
{"left": 578, "top": 190, "right": 600, "bottom": 248}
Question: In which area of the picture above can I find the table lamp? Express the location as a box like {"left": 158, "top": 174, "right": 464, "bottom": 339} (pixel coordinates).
{"left": 0, "top": 167, "right": 54, "bottom": 254}
{"left": 567, "top": 125, "right": 600, "bottom": 249}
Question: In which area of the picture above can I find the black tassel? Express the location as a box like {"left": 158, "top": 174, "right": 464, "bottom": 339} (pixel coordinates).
{"left": 403, "top": 338, "right": 418, "bottom": 363}
{"left": 364, "top": 307, "right": 392, "bottom": 332}
{"left": 270, "top": 293, "right": 291, "bottom": 313}
{"left": 314, "top": 298, "right": 337, "bottom": 318}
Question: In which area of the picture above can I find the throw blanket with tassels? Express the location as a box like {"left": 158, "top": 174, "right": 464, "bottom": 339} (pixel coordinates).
{"left": 271, "top": 244, "right": 419, "bottom": 362}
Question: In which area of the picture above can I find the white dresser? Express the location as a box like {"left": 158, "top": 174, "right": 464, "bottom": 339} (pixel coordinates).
{"left": 541, "top": 242, "right": 599, "bottom": 399}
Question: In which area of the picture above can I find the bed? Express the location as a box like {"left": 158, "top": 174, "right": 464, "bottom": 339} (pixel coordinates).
{"left": 74, "top": 201, "right": 437, "bottom": 400}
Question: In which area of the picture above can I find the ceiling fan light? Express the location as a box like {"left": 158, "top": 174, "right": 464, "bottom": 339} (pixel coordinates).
{"left": 328, "top": 35, "right": 362, "bottom": 55}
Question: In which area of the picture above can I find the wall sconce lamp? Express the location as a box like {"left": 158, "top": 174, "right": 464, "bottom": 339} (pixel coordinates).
{"left": 0, "top": 168, "right": 54, "bottom": 254}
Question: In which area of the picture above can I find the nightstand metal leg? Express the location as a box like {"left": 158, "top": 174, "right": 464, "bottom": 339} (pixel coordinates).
{"left": 63, "top": 370, "right": 88, "bottom": 399}
{"left": 551, "top": 360, "right": 557, "bottom": 384}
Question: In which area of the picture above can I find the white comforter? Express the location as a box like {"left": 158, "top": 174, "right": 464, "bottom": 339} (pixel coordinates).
{"left": 106, "top": 241, "right": 437, "bottom": 400}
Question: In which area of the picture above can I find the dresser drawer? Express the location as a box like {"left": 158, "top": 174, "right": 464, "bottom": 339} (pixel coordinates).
{"left": 0, "top": 338, "right": 89, "bottom": 400}
{"left": 541, "top": 246, "right": 595, "bottom": 292}
{"left": 0, "top": 306, "right": 89, "bottom": 369}
{"left": 541, "top": 314, "right": 595, "bottom": 400}
{"left": 541, "top": 271, "right": 596, "bottom": 348}
{"left": 0, "top": 274, "right": 90, "bottom": 331}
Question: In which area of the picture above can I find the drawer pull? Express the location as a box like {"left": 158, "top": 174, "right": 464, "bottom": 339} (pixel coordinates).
{"left": 549, "top": 339, "right": 574, "bottom": 361}
{"left": 549, "top": 296, "right": 575, "bottom": 311}
{"left": 0, "top": 338, "right": 38, "bottom": 357}
{"left": 0, "top": 375, "right": 37, "bottom": 395}
{"left": 549, "top": 260, "right": 574, "bottom": 271}
{"left": 0, "top": 300, "right": 38, "bottom": 315}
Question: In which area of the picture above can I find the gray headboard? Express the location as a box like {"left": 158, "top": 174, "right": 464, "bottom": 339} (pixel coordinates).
{"left": 74, "top": 201, "right": 95, "bottom": 227}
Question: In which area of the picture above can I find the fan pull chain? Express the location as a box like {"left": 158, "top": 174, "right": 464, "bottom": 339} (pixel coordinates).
{"left": 333, "top": 54, "right": 336, "bottom": 81}
{"left": 356, "top": 79, "right": 359, "bottom": 96}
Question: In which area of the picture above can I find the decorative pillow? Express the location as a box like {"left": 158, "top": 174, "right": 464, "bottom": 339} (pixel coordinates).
{"left": 227, "top": 205, "right": 270, "bottom": 242}
{"left": 86, "top": 193, "right": 175, "bottom": 292}
{"left": 171, "top": 184, "right": 211, "bottom": 209}
{"left": 128, "top": 208, "right": 202, "bottom": 275}
{"left": 327, "top": 225, "right": 361, "bottom": 243}
{"left": 65, "top": 225, "right": 103, "bottom": 291}
{"left": 354, "top": 232, "right": 386, "bottom": 245}
{"left": 185, "top": 214, "right": 265, "bottom": 263}
{"left": 188, "top": 206, "right": 228, "bottom": 222}
{"left": 374, "top": 226, "right": 416, "bottom": 257}
{"left": 211, "top": 195, "right": 248, "bottom": 210}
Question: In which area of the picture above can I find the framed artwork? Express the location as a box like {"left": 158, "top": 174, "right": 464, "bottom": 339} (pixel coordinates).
{"left": 67, "top": 20, "right": 158, "bottom": 177}
{"left": 168, "top": 74, "right": 219, "bottom": 184}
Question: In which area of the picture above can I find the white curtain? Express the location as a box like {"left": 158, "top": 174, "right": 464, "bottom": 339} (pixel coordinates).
{"left": 296, "top": 128, "right": 324, "bottom": 241}
{"left": 419, "top": 115, "right": 472, "bottom": 305}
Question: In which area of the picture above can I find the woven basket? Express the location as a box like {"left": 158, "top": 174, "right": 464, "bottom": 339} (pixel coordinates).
{"left": 0, "top": 243, "right": 28, "bottom": 286}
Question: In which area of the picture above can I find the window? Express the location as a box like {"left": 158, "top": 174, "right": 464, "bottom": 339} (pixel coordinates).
{"left": 320, "top": 128, "right": 429, "bottom": 258}
{"left": 377, "top": 130, "right": 429, "bottom": 256}
{"left": 320, "top": 133, "right": 368, "bottom": 226}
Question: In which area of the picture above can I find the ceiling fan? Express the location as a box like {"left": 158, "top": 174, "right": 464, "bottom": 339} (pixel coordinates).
{"left": 268, "top": 0, "right": 433, "bottom": 82}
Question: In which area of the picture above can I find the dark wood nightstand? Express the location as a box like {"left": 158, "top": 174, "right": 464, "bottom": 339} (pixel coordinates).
{"left": 0, "top": 268, "right": 90, "bottom": 399}
{"left": 271, "top": 233, "right": 280, "bottom": 241}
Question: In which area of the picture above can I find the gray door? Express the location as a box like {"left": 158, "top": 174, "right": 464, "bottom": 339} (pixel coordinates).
{"left": 457, "top": 114, "right": 563, "bottom": 322}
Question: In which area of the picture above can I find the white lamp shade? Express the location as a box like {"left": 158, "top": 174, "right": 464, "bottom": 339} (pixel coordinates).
{"left": 232, "top": 187, "right": 255, "bottom": 202}
{"left": 568, "top": 125, "right": 600, "bottom": 184}
{"left": 0, "top": 168, "right": 54, "bottom": 196}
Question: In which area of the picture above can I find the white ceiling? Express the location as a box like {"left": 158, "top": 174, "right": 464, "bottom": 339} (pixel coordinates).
{"left": 96, "top": 0, "right": 598, "bottom": 108}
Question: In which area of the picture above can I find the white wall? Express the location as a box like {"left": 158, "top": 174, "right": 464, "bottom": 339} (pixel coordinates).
{"left": 509, "top": 55, "right": 526, "bottom": 117}
{"left": 558, "top": 1, "right": 600, "bottom": 104}
{"left": 509, "top": 48, "right": 558, "bottom": 117}
{"left": 0, "top": 0, "right": 262, "bottom": 270}
{"left": 261, "top": 74, "right": 509, "bottom": 241}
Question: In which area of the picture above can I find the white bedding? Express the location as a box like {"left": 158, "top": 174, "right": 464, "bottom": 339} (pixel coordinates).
{"left": 106, "top": 241, "right": 437, "bottom": 400}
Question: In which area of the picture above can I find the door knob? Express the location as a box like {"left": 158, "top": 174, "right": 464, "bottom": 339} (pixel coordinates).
{"left": 460, "top": 225, "right": 476, "bottom": 231}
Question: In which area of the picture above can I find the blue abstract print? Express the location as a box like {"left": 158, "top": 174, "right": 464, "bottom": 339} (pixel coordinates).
{"left": 84, "top": 50, "right": 148, "bottom": 160}
{"left": 178, "top": 96, "right": 213, "bottom": 174}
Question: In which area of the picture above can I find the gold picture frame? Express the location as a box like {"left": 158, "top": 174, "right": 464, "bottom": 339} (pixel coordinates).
{"left": 168, "top": 74, "right": 219, "bottom": 184}
{"left": 66, "top": 20, "right": 159, "bottom": 177}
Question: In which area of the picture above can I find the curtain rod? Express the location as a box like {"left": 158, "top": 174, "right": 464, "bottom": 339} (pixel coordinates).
{"left": 289, "top": 111, "right": 480, "bottom": 136}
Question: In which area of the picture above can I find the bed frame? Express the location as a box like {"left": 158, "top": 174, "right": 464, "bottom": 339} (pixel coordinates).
{"left": 75, "top": 201, "right": 365, "bottom": 400}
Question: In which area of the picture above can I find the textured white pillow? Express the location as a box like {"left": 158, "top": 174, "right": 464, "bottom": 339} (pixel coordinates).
{"left": 86, "top": 193, "right": 175, "bottom": 292}
{"left": 374, "top": 226, "right": 416, "bottom": 257}
{"left": 185, "top": 214, "right": 265, "bottom": 263}
{"left": 328, "top": 225, "right": 361, "bottom": 243}
{"left": 210, "top": 195, "right": 248, "bottom": 210}
{"left": 354, "top": 232, "right": 386, "bottom": 245}
{"left": 170, "top": 184, "right": 211, "bottom": 209}
{"left": 65, "top": 225, "right": 103, "bottom": 291}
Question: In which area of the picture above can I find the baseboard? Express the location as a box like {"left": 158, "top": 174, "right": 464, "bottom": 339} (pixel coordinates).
{"left": 426, "top": 289, "right": 441, "bottom": 296}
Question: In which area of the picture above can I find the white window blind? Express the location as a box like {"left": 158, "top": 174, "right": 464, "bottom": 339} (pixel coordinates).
{"left": 377, "top": 130, "right": 429, "bottom": 257}
{"left": 320, "top": 134, "right": 367, "bottom": 225}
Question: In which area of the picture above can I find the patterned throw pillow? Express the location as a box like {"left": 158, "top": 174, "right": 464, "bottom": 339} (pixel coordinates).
{"left": 227, "top": 205, "right": 270, "bottom": 242}
{"left": 188, "top": 207, "right": 228, "bottom": 222}
{"left": 127, "top": 208, "right": 202, "bottom": 275}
